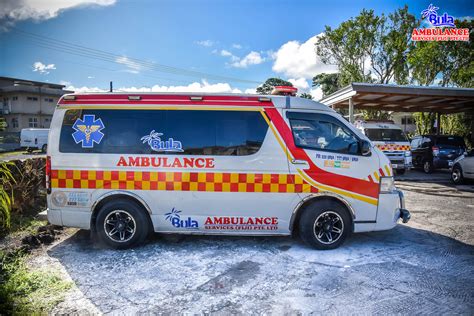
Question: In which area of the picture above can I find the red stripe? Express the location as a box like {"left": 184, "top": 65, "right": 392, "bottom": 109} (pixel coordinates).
{"left": 59, "top": 94, "right": 273, "bottom": 107}
{"left": 264, "top": 108, "right": 379, "bottom": 199}
{"left": 379, "top": 168, "right": 385, "bottom": 177}
{"left": 368, "top": 175, "right": 374, "bottom": 183}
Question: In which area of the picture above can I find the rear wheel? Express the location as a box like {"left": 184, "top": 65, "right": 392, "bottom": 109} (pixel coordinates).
{"left": 451, "top": 165, "right": 464, "bottom": 185}
{"left": 299, "top": 200, "right": 351, "bottom": 250}
{"left": 423, "top": 160, "right": 433, "bottom": 174}
{"left": 96, "top": 199, "right": 150, "bottom": 249}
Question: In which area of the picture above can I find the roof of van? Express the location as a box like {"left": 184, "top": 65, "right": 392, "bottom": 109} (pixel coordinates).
{"left": 57, "top": 93, "right": 335, "bottom": 112}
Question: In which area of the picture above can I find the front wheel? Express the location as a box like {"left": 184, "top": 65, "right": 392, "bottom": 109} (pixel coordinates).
{"left": 451, "top": 165, "right": 464, "bottom": 185}
{"left": 299, "top": 200, "right": 351, "bottom": 250}
{"left": 96, "top": 199, "right": 150, "bottom": 249}
{"left": 395, "top": 169, "right": 406, "bottom": 175}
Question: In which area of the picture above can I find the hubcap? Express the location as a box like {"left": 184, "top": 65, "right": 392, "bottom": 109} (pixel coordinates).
{"left": 424, "top": 162, "right": 430, "bottom": 173}
{"left": 104, "top": 210, "right": 136, "bottom": 243}
{"left": 452, "top": 169, "right": 461, "bottom": 182}
{"left": 313, "top": 211, "right": 344, "bottom": 245}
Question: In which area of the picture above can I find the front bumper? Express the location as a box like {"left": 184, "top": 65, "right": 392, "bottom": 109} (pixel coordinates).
{"left": 396, "top": 190, "right": 411, "bottom": 223}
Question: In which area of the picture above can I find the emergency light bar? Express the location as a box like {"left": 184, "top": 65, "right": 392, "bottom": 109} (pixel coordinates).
{"left": 271, "top": 86, "right": 298, "bottom": 96}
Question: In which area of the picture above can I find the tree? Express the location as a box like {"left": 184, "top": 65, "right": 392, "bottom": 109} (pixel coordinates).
{"left": 312, "top": 73, "right": 341, "bottom": 97}
{"left": 256, "top": 78, "right": 293, "bottom": 95}
{"left": 299, "top": 93, "right": 313, "bottom": 100}
{"left": 316, "top": 9, "right": 380, "bottom": 85}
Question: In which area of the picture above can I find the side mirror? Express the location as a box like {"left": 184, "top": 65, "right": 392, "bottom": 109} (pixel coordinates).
{"left": 360, "top": 140, "right": 371, "bottom": 156}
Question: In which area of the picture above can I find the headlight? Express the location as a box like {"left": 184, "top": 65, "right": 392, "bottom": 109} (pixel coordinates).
{"left": 380, "top": 177, "right": 395, "bottom": 193}
{"left": 404, "top": 150, "right": 411, "bottom": 157}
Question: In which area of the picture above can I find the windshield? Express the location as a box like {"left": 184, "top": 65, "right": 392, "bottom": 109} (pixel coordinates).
{"left": 364, "top": 128, "right": 408, "bottom": 142}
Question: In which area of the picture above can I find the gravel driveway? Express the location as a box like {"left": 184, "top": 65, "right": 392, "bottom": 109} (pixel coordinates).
{"left": 49, "top": 180, "right": 474, "bottom": 314}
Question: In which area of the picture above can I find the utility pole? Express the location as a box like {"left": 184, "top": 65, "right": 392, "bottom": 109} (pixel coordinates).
{"left": 110, "top": 81, "right": 113, "bottom": 92}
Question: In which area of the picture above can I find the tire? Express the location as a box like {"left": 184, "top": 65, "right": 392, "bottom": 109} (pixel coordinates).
{"left": 96, "top": 199, "right": 150, "bottom": 249}
{"left": 451, "top": 165, "right": 464, "bottom": 185}
{"left": 41, "top": 144, "right": 47, "bottom": 153}
{"left": 299, "top": 200, "right": 351, "bottom": 250}
{"left": 423, "top": 160, "right": 433, "bottom": 174}
{"left": 395, "top": 169, "right": 406, "bottom": 175}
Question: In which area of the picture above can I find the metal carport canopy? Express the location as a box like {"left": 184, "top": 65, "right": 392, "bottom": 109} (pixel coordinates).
{"left": 320, "top": 83, "right": 474, "bottom": 114}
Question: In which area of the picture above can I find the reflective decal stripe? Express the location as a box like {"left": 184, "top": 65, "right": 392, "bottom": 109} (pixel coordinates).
{"left": 376, "top": 144, "right": 411, "bottom": 151}
{"left": 264, "top": 107, "right": 380, "bottom": 200}
{"left": 51, "top": 170, "right": 318, "bottom": 193}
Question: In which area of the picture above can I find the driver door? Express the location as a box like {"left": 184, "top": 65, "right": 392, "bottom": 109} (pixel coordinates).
{"left": 283, "top": 110, "right": 381, "bottom": 222}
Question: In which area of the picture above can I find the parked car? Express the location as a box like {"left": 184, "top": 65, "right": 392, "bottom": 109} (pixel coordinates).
{"left": 451, "top": 150, "right": 474, "bottom": 184}
{"left": 20, "top": 128, "right": 49, "bottom": 152}
{"left": 46, "top": 89, "right": 410, "bottom": 250}
{"left": 411, "top": 135, "right": 466, "bottom": 173}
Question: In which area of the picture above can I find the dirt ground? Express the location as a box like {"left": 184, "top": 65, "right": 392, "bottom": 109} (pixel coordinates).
{"left": 34, "top": 176, "right": 474, "bottom": 314}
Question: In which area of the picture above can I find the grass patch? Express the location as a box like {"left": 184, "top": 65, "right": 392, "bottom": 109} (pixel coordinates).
{"left": 0, "top": 248, "right": 72, "bottom": 314}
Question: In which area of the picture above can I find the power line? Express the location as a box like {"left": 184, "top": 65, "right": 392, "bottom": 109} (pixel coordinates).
{"left": 12, "top": 28, "right": 261, "bottom": 85}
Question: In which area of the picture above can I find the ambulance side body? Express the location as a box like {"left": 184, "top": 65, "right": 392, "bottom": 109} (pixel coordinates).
{"left": 47, "top": 94, "right": 408, "bottom": 248}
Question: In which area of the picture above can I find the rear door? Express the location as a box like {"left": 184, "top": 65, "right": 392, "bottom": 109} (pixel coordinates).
{"left": 435, "top": 136, "right": 466, "bottom": 165}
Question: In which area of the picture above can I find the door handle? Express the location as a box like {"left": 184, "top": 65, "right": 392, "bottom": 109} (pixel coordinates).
{"left": 291, "top": 159, "right": 309, "bottom": 165}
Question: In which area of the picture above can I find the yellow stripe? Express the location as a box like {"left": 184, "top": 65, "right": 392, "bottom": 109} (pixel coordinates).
{"left": 384, "top": 165, "right": 392, "bottom": 177}
{"left": 259, "top": 110, "right": 293, "bottom": 161}
{"left": 373, "top": 172, "right": 380, "bottom": 182}
{"left": 297, "top": 169, "right": 378, "bottom": 206}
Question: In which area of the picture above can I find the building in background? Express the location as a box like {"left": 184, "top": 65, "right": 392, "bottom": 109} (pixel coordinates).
{"left": 0, "top": 77, "right": 73, "bottom": 133}
{"left": 391, "top": 112, "right": 416, "bottom": 134}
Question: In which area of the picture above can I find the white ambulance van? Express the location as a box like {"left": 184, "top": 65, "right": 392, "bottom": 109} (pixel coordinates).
{"left": 46, "top": 89, "right": 410, "bottom": 250}
{"left": 354, "top": 120, "right": 412, "bottom": 175}
{"left": 20, "top": 128, "right": 49, "bottom": 152}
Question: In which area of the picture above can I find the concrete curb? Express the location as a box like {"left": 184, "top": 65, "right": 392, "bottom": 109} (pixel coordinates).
{"left": 38, "top": 209, "right": 48, "bottom": 221}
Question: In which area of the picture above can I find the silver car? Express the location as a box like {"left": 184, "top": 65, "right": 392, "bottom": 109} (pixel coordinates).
{"left": 452, "top": 150, "right": 474, "bottom": 184}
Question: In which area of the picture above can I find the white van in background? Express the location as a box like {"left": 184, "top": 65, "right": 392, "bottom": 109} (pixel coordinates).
{"left": 20, "top": 128, "right": 49, "bottom": 152}
{"left": 355, "top": 120, "right": 412, "bottom": 175}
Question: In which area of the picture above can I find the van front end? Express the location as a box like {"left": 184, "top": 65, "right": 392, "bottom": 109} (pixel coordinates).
{"left": 374, "top": 176, "right": 411, "bottom": 231}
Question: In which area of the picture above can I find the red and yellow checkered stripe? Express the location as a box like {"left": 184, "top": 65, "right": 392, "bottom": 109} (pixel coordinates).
{"left": 376, "top": 144, "right": 411, "bottom": 151}
{"left": 51, "top": 170, "right": 318, "bottom": 193}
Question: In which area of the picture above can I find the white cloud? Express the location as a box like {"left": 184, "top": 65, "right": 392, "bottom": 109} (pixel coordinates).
{"left": 32, "top": 61, "right": 56, "bottom": 74}
{"left": 195, "top": 40, "right": 214, "bottom": 47}
{"left": 115, "top": 56, "right": 142, "bottom": 74}
{"left": 87, "top": 76, "right": 94, "bottom": 79}
{"left": 230, "top": 51, "right": 264, "bottom": 68}
{"left": 1, "top": 0, "right": 115, "bottom": 29}
{"left": 65, "top": 80, "right": 245, "bottom": 94}
{"left": 272, "top": 34, "right": 337, "bottom": 79}
{"left": 288, "top": 78, "right": 309, "bottom": 91}
{"left": 232, "top": 43, "right": 242, "bottom": 49}
{"left": 220, "top": 50, "right": 233, "bottom": 57}
{"left": 244, "top": 88, "right": 256, "bottom": 94}
{"left": 310, "top": 87, "right": 324, "bottom": 101}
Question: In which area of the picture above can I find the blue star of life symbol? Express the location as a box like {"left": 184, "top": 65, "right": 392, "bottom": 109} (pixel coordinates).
{"left": 72, "top": 115, "right": 105, "bottom": 148}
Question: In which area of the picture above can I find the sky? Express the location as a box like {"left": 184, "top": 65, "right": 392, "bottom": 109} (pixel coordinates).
{"left": 0, "top": 0, "right": 472, "bottom": 99}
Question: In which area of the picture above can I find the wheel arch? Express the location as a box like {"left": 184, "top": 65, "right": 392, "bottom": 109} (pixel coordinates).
{"left": 289, "top": 193, "right": 355, "bottom": 236}
{"left": 90, "top": 191, "right": 153, "bottom": 232}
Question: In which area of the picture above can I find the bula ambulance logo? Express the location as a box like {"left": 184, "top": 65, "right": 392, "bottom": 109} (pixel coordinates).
{"left": 141, "top": 130, "right": 183, "bottom": 152}
{"left": 72, "top": 115, "right": 105, "bottom": 148}
{"left": 421, "top": 4, "right": 455, "bottom": 27}
{"left": 165, "top": 208, "right": 198, "bottom": 229}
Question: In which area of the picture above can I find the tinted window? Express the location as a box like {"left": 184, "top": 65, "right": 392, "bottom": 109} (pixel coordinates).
{"left": 364, "top": 128, "right": 408, "bottom": 142}
{"left": 59, "top": 109, "right": 268, "bottom": 156}
{"left": 410, "top": 137, "right": 421, "bottom": 149}
{"left": 288, "top": 112, "right": 360, "bottom": 155}
{"left": 435, "top": 136, "right": 466, "bottom": 148}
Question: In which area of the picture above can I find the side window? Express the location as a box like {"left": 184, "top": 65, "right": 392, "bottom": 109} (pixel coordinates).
{"left": 410, "top": 137, "right": 420, "bottom": 149}
{"left": 287, "top": 112, "right": 360, "bottom": 155}
{"left": 59, "top": 109, "right": 268, "bottom": 156}
{"left": 421, "top": 137, "right": 432, "bottom": 148}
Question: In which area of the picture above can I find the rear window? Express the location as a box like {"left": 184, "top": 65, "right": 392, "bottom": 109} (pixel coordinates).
{"left": 364, "top": 128, "right": 408, "bottom": 142}
{"left": 59, "top": 109, "right": 268, "bottom": 156}
{"left": 436, "top": 136, "right": 465, "bottom": 148}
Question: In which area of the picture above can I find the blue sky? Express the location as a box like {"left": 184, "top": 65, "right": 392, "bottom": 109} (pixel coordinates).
{"left": 0, "top": 0, "right": 472, "bottom": 98}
